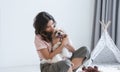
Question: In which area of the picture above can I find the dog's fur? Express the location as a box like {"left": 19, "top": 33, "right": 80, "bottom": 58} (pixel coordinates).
{"left": 51, "top": 28, "right": 72, "bottom": 63}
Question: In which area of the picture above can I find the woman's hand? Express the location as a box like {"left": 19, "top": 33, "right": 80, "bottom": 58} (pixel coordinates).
{"left": 61, "top": 36, "right": 69, "bottom": 46}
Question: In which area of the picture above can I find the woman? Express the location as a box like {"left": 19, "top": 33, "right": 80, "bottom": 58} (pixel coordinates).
{"left": 33, "top": 11, "right": 89, "bottom": 72}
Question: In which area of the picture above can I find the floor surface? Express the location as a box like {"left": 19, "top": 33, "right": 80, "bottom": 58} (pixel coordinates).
{"left": 0, "top": 64, "right": 120, "bottom": 72}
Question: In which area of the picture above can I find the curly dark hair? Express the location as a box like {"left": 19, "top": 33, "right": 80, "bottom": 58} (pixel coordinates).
{"left": 33, "top": 11, "right": 56, "bottom": 42}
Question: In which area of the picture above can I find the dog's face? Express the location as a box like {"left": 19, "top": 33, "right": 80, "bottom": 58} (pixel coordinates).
{"left": 52, "top": 29, "right": 67, "bottom": 45}
{"left": 54, "top": 29, "right": 67, "bottom": 38}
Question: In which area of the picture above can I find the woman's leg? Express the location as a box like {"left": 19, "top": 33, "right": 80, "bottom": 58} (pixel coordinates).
{"left": 70, "top": 46, "right": 89, "bottom": 71}
{"left": 71, "top": 58, "right": 84, "bottom": 70}
{"left": 40, "top": 60, "right": 72, "bottom": 72}
{"left": 56, "top": 60, "right": 73, "bottom": 72}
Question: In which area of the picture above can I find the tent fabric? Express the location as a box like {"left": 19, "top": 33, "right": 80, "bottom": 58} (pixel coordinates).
{"left": 84, "top": 21, "right": 120, "bottom": 66}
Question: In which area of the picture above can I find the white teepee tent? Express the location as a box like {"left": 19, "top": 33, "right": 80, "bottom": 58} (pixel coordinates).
{"left": 84, "top": 20, "right": 120, "bottom": 66}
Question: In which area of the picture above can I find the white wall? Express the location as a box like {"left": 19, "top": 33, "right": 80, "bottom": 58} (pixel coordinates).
{"left": 0, "top": 0, "right": 94, "bottom": 67}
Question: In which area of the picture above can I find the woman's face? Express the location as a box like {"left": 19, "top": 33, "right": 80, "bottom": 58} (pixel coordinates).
{"left": 45, "top": 20, "right": 55, "bottom": 33}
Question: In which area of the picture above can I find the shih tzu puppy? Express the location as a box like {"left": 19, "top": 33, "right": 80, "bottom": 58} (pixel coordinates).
{"left": 51, "top": 28, "right": 72, "bottom": 63}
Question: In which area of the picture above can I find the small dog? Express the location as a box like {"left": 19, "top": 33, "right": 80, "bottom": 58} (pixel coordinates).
{"left": 51, "top": 28, "right": 72, "bottom": 63}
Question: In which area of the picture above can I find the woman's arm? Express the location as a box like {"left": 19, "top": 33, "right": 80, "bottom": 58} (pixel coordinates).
{"left": 39, "top": 37, "right": 68, "bottom": 59}
{"left": 64, "top": 37, "right": 75, "bottom": 52}
{"left": 65, "top": 43, "right": 75, "bottom": 52}
{"left": 39, "top": 44, "right": 64, "bottom": 59}
{"left": 59, "top": 29, "right": 75, "bottom": 52}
